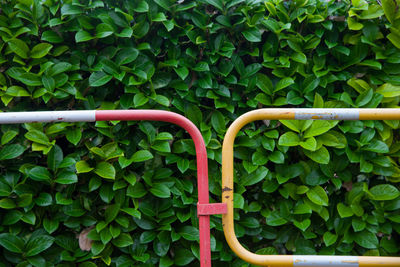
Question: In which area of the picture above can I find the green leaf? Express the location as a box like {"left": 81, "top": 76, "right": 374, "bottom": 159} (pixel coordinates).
{"left": 242, "top": 27, "right": 261, "bottom": 42}
{"left": 61, "top": 4, "right": 82, "bottom": 15}
{"left": 347, "top": 17, "right": 363, "bottom": 30}
{"left": 1, "top": 130, "right": 18, "bottom": 145}
{"left": 41, "top": 76, "right": 55, "bottom": 91}
{"left": 116, "top": 48, "right": 139, "bottom": 65}
{"left": 3, "top": 210, "right": 23, "bottom": 225}
{"left": 132, "top": 150, "right": 153, "bottom": 162}
{"left": 269, "top": 151, "right": 284, "bottom": 164}
{"left": 76, "top": 160, "right": 94, "bottom": 173}
{"left": 133, "top": 93, "right": 148, "bottom": 107}
{"left": 75, "top": 30, "right": 93, "bottom": 43}
{"left": 0, "top": 144, "right": 25, "bottom": 160}
{"left": 303, "top": 121, "right": 337, "bottom": 138}
{"left": 241, "top": 166, "right": 269, "bottom": 186}
{"left": 91, "top": 241, "right": 105, "bottom": 255}
{"left": 28, "top": 166, "right": 51, "bottom": 181}
{"left": 8, "top": 39, "right": 29, "bottom": 59}
{"left": 256, "top": 73, "right": 273, "bottom": 95}
{"left": 303, "top": 75, "right": 320, "bottom": 93}
{"left": 280, "top": 120, "right": 307, "bottom": 133}
{"left": 41, "top": 31, "right": 64, "bottom": 43}
{"left": 382, "top": 0, "right": 396, "bottom": 23}
{"left": 354, "top": 230, "right": 378, "bottom": 249}
{"left": 291, "top": 52, "right": 307, "bottom": 64}
{"left": 66, "top": 128, "right": 82, "bottom": 145}
{"left": 0, "top": 198, "right": 16, "bottom": 209}
{"left": 356, "top": 88, "right": 373, "bottom": 106}
{"left": 370, "top": 184, "right": 400, "bottom": 200}
{"left": 300, "top": 137, "right": 317, "bottom": 151}
{"left": 35, "top": 193, "right": 52, "bottom": 206}
{"left": 150, "top": 183, "right": 170, "bottom": 198}
{"left": 211, "top": 110, "right": 226, "bottom": 134}
{"left": 140, "top": 231, "right": 157, "bottom": 243}
{"left": 177, "top": 158, "right": 189, "bottom": 173}
{"left": 101, "top": 58, "right": 119, "bottom": 76}
{"left": 266, "top": 211, "right": 287, "bottom": 226}
{"left": 364, "top": 140, "right": 389, "bottom": 153}
{"left": 96, "top": 23, "right": 114, "bottom": 38}
{"left": 30, "top": 43, "right": 53, "bottom": 58}
{"left": 388, "top": 32, "right": 400, "bottom": 49}
{"left": 0, "top": 233, "right": 24, "bottom": 253}
{"left": 323, "top": 232, "right": 337, "bottom": 246}
{"left": 94, "top": 162, "right": 116, "bottom": 179}
{"left": 134, "top": 1, "right": 149, "bottom": 12}
{"left": 293, "top": 219, "right": 311, "bottom": 231}
{"left": 25, "top": 130, "right": 50, "bottom": 145}
{"left": 358, "top": 4, "right": 384, "bottom": 19}
{"left": 151, "top": 140, "right": 171, "bottom": 152}
{"left": 132, "top": 21, "right": 150, "bottom": 38}
{"left": 55, "top": 170, "right": 77, "bottom": 184}
{"left": 204, "top": 0, "right": 224, "bottom": 11}
{"left": 179, "top": 226, "right": 199, "bottom": 241}
{"left": 306, "top": 186, "right": 329, "bottom": 206}
{"left": 376, "top": 83, "right": 400, "bottom": 98}
{"left": 47, "top": 62, "right": 71, "bottom": 76}
{"left": 243, "top": 63, "right": 262, "bottom": 79}
{"left": 89, "top": 71, "right": 112, "bottom": 87}
{"left": 174, "top": 248, "right": 195, "bottom": 266}
{"left": 275, "top": 77, "right": 294, "bottom": 92}
{"left": 25, "top": 235, "right": 55, "bottom": 257}
{"left": 43, "top": 218, "right": 59, "bottom": 234}
{"left": 18, "top": 73, "right": 42, "bottom": 86}
{"left": 352, "top": 218, "right": 366, "bottom": 232}
{"left": 112, "top": 233, "right": 133, "bottom": 247}
{"left": 6, "top": 86, "right": 30, "bottom": 97}
{"left": 337, "top": 203, "right": 354, "bottom": 218}
{"left": 304, "top": 146, "right": 330, "bottom": 164}
{"left": 105, "top": 204, "right": 120, "bottom": 223}
{"left": 278, "top": 132, "right": 300, "bottom": 146}
{"left": 174, "top": 67, "right": 189, "bottom": 80}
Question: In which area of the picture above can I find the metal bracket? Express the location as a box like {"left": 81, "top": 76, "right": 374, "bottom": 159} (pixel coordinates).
{"left": 197, "top": 203, "right": 227, "bottom": 216}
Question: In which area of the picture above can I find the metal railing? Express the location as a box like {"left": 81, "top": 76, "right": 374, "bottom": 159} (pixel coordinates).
{"left": 0, "top": 109, "right": 226, "bottom": 267}
{"left": 221, "top": 109, "right": 400, "bottom": 267}
{"left": 2, "top": 108, "right": 400, "bottom": 266}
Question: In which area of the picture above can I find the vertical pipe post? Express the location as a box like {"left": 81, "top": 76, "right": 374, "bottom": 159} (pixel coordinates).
{"left": 95, "top": 110, "right": 211, "bottom": 267}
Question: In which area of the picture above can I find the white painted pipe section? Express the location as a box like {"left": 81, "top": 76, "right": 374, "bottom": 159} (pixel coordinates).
{"left": 293, "top": 256, "right": 359, "bottom": 266}
{"left": 0, "top": 110, "right": 96, "bottom": 124}
{"left": 295, "top": 108, "right": 359, "bottom": 120}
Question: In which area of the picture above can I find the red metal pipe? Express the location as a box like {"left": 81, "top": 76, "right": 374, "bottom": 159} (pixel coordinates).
{"left": 96, "top": 110, "right": 211, "bottom": 267}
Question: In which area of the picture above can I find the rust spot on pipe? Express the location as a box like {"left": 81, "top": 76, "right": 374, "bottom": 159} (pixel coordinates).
{"left": 222, "top": 186, "right": 232, "bottom": 192}
{"left": 342, "top": 260, "right": 358, "bottom": 263}
{"left": 311, "top": 115, "right": 323, "bottom": 119}
{"left": 58, "top": 117, "right": 63, "bottom": 120}
{"left": 225, "top": 196, "right": 230, "bottom": 199}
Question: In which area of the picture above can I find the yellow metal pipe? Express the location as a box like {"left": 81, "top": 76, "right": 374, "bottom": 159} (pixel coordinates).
{"left": 359, "top": 257, "right": 400, "bottom": 266}
{"left": 222, "top": 109, "right": 400, "bottom": 266}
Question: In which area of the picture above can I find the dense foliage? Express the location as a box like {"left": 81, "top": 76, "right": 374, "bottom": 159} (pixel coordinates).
{"left": 0, "top": 0, "right": 400, "bottom": 266}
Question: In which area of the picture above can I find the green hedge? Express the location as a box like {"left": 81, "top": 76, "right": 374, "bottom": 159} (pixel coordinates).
{"left": 0, "top": 0, "right": 400, "bottom": 266}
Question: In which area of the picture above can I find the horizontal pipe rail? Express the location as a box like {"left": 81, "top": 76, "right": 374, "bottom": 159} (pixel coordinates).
{"left": 0, "top": 110, "right": 212, "bottom": 267}
{"left": 222, "top": 109, "right": 400, "bottom": 267}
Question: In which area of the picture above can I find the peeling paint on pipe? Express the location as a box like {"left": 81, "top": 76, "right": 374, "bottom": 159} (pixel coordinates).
{"left": 295, "top": 109, "right": 359, "bottom": 120}
{"left": 0, "top": 110, "right": 95, "bottom": 123}
{"left": 293, "top": 256, "right": 359, "bottom": 266}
